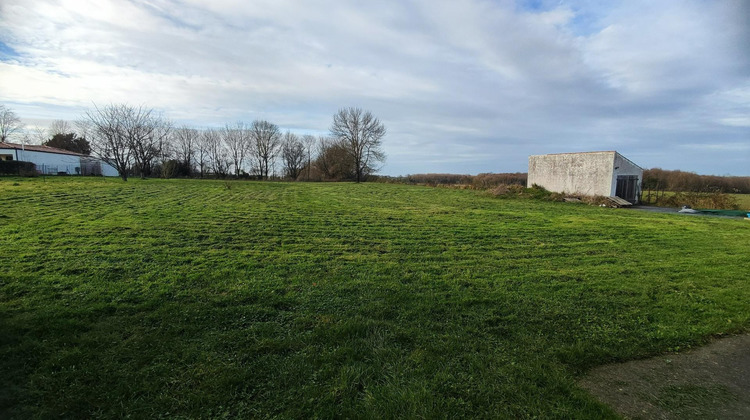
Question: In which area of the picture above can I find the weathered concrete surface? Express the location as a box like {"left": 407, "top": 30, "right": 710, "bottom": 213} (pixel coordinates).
{"left": 528, "top": 151, "right": 643, "bottom": 202}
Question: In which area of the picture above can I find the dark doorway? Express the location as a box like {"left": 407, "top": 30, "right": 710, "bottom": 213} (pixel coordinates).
{"left": 616, "top": 175, "right": 639, "bottom": 204}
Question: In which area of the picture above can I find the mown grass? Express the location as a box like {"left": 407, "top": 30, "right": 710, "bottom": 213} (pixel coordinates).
{"left": 1, "top": 177, "right": 749, "bottom": 418}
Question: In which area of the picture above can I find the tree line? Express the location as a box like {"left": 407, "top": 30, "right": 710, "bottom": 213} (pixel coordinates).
{"left": 643, "top": 168, "right": 750, "bottom": 194}
{"left": 5, "top": 103, "right": 748, "bottom": 189}
{"left": 0, "top": 103, "right": 386, "bottom": 182}
{"left": 385, "top": 170, "right": 750, "bottom": 196}
{"left": 380, "top": 173, "right": 528, "bottom": 189}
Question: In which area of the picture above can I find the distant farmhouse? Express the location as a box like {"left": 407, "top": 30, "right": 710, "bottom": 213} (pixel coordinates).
{"left": 528, "top": 151, "right": 643, "bottom": 204}
{"left": 0, "top": 142, "right": 118, "bottom": 176}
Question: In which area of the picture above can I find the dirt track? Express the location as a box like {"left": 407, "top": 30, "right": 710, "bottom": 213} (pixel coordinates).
{"left": 579, "top": 334, "right": 750, "bottom": 419}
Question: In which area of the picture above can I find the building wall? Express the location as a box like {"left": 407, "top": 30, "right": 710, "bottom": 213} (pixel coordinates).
{"left": 93, "top": 159, "right": 118, "bottom": 177}
{"left": 14, "top": 149, "right": 82, "bottom": 174}
{"left": 101, "top": 163, "right": 118, "bottom": 177}
{"left": 610, "top": 153, "right": 644, "bottom": 198}
{"left": 0, "top": 149, "right": 15, "bottom": 161}
{"left": 527, "top": 152, "right": 616, "bottom": 196}
{"left": 0, "top": 147, "right": 118, "bottom": 176}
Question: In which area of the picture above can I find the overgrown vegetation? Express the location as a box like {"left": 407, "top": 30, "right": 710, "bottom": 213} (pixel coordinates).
{"left": 643, "top": 168, "right": 750, "bottom": 194}
{"left": 489, "top": 183, "right": 564, "bottom": 201}
{"left": 649, "top": 191, "right": 741, "bottom": 210}
{"left": 0, "top": 161, "right": 36, "bottom": 176}
{"left": 1, "top": 178, "right": 748, "bottom": 418}
{"left": 381, "top": 172, "right": 528, "bottom": 189}
{"left": 732, "top": 194, "right": 750, "bottom": 210}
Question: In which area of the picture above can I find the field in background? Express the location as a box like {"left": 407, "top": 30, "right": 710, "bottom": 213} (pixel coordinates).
{"left": 732, "top": 193, "right": 750, "bottom": 210}
{"left": 1, "top": 178, "right": 749, "bottom": 418}
{"left": 640, "top": 190, "right": 750, "bottom": 211}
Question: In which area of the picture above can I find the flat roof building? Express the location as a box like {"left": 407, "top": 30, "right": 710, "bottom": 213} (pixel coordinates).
{"left": 528, "top": 151, "right": 643, "bottom": 204}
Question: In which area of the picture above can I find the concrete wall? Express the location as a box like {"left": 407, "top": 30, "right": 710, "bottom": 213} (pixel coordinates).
{"left": 610, "top": 153, "right": 643, "bottom": 197}
{"left": 528, "top": 152, "right": 616, "bottom": 196}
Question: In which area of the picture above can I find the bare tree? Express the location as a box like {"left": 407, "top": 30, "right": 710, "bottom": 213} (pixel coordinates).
{"left": 330, "top": 107, "right": 386, "bottom": 182}
{"left": 222, "top": 122, "right": 250, "bottom": 177}
{"left": 249, "top": 120, "right": 281, "bottom": 179}
{"left": 25, "top": 126, "right": 48, "bottom": 144}
{"left": 196, "top": 129, "right": 211, "bottom": 178}
{"left": 82, "top": 104, "right": 170, "bottom": 181}
{"left": 48, "top": 120, "right": 72, "bottom": 137}
{"left": 204, "top": 128, "right": 230, "bottom": 177}
{"left": 316, "top": 136, "right": 335, "bottom": 180}
{"left": 173, "top": 126, "right": 200, "bottom": 176}
{"left": 75, "top": 118, "right": 92, "bottom": 140}
{"left": 129, "top": 112, "right": 171, "bottom": 179}
{"left": 316, "top": 136, "right": 355, "bottom": 181}
{"left": 160, "top": 130, "right": 176, "bottom": 163}
{"left": 302, "top": 134, "right": 316, "bottom": 181}
{"left": 83, "top": 104, "right": 134, "bottom": 181}
{"left": 0, "top": 105, "right": 24, "bottom": 143}
{"left": 281, "top": 131, "right": 305, "bottom": 180}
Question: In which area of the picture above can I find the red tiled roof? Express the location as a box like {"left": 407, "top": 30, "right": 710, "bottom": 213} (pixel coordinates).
{"left": 0, "top": 142, "right": 87, "bottom": 157}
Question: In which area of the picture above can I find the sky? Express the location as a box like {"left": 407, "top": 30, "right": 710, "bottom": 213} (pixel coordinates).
{"left": 0, "top": 0, "right": 748, "bottom": 176}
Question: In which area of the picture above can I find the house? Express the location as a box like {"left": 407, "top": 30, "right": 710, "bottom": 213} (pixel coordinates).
{"left": 0, "top": 142, "right": 118, "bottom": 176}
{"left": 527, "top": 151, "right": 643, "bottom": 204}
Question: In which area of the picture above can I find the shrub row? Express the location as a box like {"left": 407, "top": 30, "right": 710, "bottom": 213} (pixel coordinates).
{"left": 656, "top": 192, "right": 739, "bottom": 210}
{"left": 0, "top": 160, "right": 36, "bottom": 176}
{"left": 380, "top": 172, "right": 527, "bottom": 189}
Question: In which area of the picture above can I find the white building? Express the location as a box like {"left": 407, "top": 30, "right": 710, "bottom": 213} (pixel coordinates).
{"left": 0, "top": 142, "right": 118, "bottom": 176}
{"left": 527, "top": 151, "right": 643, "bottom": 203}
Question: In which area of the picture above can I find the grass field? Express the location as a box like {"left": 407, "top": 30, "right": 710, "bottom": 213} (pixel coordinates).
{"left": 1, "top": 178, "right": 749, "bottom": 418}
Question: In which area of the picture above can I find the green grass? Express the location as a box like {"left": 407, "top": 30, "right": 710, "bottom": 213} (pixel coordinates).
{"left": 1, "top": 177, "right": 749, "bottom": 418}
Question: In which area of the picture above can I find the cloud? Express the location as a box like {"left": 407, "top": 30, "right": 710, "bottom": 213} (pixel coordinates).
{"left": 582, "top": 1, "right": 750, "bottom": 94}
{"left": 0, "top": 0, "right": 748, "bottom": 175}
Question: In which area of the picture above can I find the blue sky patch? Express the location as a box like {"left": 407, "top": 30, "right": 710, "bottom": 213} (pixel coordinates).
{"left": 0, "top": 41, "right": 20, "bottom": 61}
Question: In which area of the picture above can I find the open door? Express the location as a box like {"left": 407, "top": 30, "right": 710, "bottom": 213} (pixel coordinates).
{"left": 615, "top": 175, "right": 639, "bottom": 204}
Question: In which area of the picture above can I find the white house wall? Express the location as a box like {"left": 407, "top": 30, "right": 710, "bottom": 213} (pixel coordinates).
{"left": 99, "top": 161, "right": 118, "bottom": 177}
{"left": 528, "top": 152, "right": 615, "bottom": 196}
{"left": 1, "top": 147, "right": 119, "bottom": 176}
{"left": 14, "top": 149, "right": 82, "bottom": 174}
